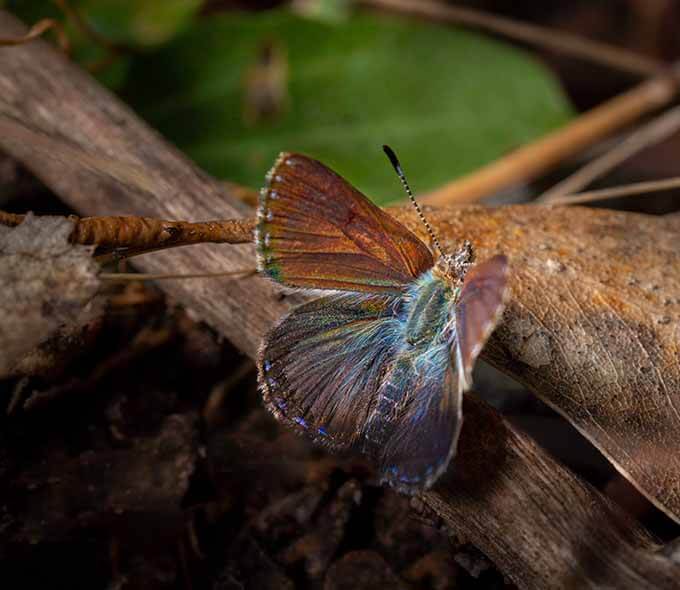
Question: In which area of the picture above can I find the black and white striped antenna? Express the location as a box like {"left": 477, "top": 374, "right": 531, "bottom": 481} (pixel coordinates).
{"left": 382, "top": 145, "right": 444, "bottom": 258}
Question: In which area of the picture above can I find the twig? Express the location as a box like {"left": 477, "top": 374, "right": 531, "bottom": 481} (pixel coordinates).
{"left": 0, "top": 211, "right": 255, "bottom": 248}
{"left": 0, "top": 210, "right": 23, "bottom": 227}
{"left": 52, "top": 0, "right": 135, "bottom": 73}
{"left": 547, "top": 176, "right": 680, "bottom": 206}
{"left": 361, "top": 0, "right": 663, "bottom": 77}
{"left": 539, "top": 106, "right": 680, "bottom": 202}
{"left": 421, "top": 67, "right": 680, "bottom": 206}
{"left": 99, "top": 269, "right": 257, "bottom": 281}
{"left": 0, "top": 10, "right": 283, "bottom": 360}
{"left": 52, "top": 0, "right": 120, "bottom": 53}
{"left": 0, "top": 18, "right": 69, "bottom": 51}
{"left": 68, "top": 215, "right": 254, "bottom": 248}
{"left": 423, "top": 395, "right": 676, "bottom": 590}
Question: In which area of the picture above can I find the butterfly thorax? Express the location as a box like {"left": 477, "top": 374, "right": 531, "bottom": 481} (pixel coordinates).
{"left": 401, "top": 242, "right": 476, "bottom": 350}
{"left": 402, "top": 270, "right": 455, "bottom": 350}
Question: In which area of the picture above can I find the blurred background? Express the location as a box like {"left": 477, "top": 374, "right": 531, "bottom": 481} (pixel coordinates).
{"left": 6, "top": 0, "right": 680, "bottom": 211}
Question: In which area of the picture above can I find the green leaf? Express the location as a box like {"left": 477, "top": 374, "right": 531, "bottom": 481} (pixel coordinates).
{"left": 75, "top": 0, "right": 204, "bottom": 47}
{"left": 6, "top": 0, "right": 203, "bottom": 90}
{"left": 8, "top": 0, "right": 203, "bottom": 47}
{"left": 123, "top": 10, "right": 573, "bottom": 204}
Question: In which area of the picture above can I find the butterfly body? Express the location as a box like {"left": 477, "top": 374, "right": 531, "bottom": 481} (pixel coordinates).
{"left": 256, "top": 152, "right": 508, "bottom": 492}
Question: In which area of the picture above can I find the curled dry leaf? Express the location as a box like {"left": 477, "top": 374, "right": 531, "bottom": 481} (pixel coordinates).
{"left": 390, "top": 204, "right": 680, "bottom": 523}
{"left": 0, "top": 214, "right": 100, "bottom": 377}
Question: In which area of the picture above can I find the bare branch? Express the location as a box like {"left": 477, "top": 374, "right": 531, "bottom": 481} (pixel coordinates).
{"left": 540, "top": 106, "right": 680, "bottom": 202}
{"left": 421, "top": 68, "right": 680, "bottom": 205}
{"left": 361, "top": 0, "right": 663, "bottom": 76}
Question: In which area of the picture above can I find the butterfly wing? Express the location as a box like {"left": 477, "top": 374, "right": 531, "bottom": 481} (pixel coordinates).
{"left": 256, "top": 153, "right": 434, "bottom": 293}
{"left": 258, "top": 292, "right": 402, "bottom": 451}
{"left": 363, "top": 255, "right": 509, "bottom": 493}
{"left": 364, "top": 344, "right": 461, "bottom": 493}
{"left": 454, "top": 254, "right": 509, "bottom": 390}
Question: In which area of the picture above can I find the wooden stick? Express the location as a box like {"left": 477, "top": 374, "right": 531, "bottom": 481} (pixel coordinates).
{"left": 0, "top": 18, "right": 69, "bottom": 51}
{"left": 539, "top": 105, "right": 680, "bottom": 202}
{"left": 99, "top": 269, "right": 257, "bottom": 281}
{"left": 0, "top": 10, "right": 285, "bottom": 360}
{"left": 548, "top": 176, "right": 680, "bottom": 206}
{"left": 0, "top": 211, "right": 255, "bottom": 247}
{"left": 425, "top": 395, "right": 676, "bottom": 590}
{"left": 361, "top": 0, "right": 663, "bottom": 77}
{"left": 420, "top": 68, "right": 680, "bottom": 206}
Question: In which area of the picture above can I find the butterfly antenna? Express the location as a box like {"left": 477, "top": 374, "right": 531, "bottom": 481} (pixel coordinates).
{"left": 382, "top": 145, "right": 445, "bottom": 258}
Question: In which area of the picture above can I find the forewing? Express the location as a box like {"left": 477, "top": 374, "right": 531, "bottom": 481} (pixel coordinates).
{"left": 256, "top": 153, "right": 434, "bottom": 293}
{"left": 364, "top": 344, "right": 462, "bottom": 493}
{"left": 455, "top": 254, "right": 509, "bottom": 390}
{"left": 258, "top": 293, "right": 402, "bottom": 451}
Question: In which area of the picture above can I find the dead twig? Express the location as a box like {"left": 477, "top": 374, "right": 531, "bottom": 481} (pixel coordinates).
{"left": 0, "top": 10, "right": 283, "bottom": 360}
{"left": 361, "top": 0, "right": 663, "bottom": 77}
{"left": 421, "top": 66, "right": 680, "bottom": 206}
{"left": 0, "top": 17, "right": 69, "bottom": 51}
{"left": 539, "top": 106, "right": 680, "bottom": 202}
{"left": 0, "top": 211, "right": 255, "bottom": 248}
{"left": 99, "top": 269, "right": 257, "bottom": 281}
{"left": 547, "top": 176, "right": 680, "bottom": 206}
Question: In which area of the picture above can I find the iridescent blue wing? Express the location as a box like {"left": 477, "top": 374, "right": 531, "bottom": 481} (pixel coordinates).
{"left": 454, "top": 254, "right": 509, "bottom": 390}
{"left": 363, "top": 255, "right": 509, "bottom": 493}
{"left": 258, "top": 292, "right": 402, "bottom": 451}
{"left": 363, "top": 344, "right": 461, "bottom": 493}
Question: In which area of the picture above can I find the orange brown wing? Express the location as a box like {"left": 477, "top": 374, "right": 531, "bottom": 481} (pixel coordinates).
{"left": 256, "top": 153, "right": 434, "bottom": 293}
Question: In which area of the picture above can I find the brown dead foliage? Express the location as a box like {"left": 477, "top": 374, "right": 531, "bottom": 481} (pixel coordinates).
{"left": 0, "top": 214, "right": 100, "bottom": 377}
{"left": 390, "top": 204, "right": 680, "bottom": 524}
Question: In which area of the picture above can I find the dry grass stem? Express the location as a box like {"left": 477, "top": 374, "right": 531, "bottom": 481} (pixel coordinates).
{"left": 421, "top": 68, "right": 680, "bottom": 206}
{"left": 0, "top": 17, "right": 69, "bottom": 50}
{"left": 540, "top": 105, "right": 680, "bottom": 202}
{"left": 362, "top": 0, "right": 663, "bottom": 76}
{"left": 548, "top": 176, "right": 680, "bottom": 206}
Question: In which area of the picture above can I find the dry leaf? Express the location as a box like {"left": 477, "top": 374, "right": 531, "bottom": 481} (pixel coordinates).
{"left": 0, "top": 214, "right": 100, "bottom": 377}
{"left": 393, "top": 204, "right": 680, "bottom": 523}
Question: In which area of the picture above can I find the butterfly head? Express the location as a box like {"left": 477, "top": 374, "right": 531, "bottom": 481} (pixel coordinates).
{"left": 382, "top": 145, "right": 476, "bottom": 286}
{"left": 434, "top": 240, "right": 475, "bottom": 286}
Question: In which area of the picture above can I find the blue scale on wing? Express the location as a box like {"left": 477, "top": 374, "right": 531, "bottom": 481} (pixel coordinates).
{"left": 363, "top": 343, "right": 461, "bottom": 493}
{"left": 362, "top": 271, "right": 462, "bottom": 492}
{"left": 258, "top": 292, "right": 403, "bottom": 451}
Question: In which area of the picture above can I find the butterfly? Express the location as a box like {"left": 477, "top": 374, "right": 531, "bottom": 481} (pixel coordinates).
{"left": 255, "top": 147, "right": 509, "bottom": 493}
